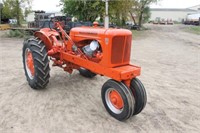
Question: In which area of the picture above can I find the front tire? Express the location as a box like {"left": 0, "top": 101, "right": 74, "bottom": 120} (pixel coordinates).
{"left": 130, "top": 78, "right": 147, "bottom": 115}
{"left": 101, "top": 79, "right": 135, "bottom": 121}
{"left": 22, "top": 38, "right": 50, "bottom": 89}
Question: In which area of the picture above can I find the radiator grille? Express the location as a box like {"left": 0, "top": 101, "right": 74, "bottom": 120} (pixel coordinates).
{"left": 111, "top": 35, "right": 132, "bottom": 64}
{"left": 123, "top": 35, "right": 132, "bottom": 62}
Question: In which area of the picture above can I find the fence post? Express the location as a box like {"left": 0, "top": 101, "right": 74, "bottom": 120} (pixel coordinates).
{"left": 0, "top": 3, "right": 3, "bottom": 24}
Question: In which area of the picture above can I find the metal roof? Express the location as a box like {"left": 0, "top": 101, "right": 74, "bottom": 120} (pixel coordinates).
{"left": 150, "top": 8, "right": 196, "bottom": 12}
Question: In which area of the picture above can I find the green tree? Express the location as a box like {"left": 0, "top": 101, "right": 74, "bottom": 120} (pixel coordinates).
{"left": 134, "top": 0, "right": 159, "bottom": 27}
{"left": 142, "top": 6, "right": 151, "bottom": 23}
{"left": 60, "top": 0, "right": 157, "bottom": 27}
{"left": 109, "top": 0, "right": 135, "bottom": 26}
{"left": 61, "top": 0, "right": 104, "bottom": 22}
{"left": 2, "top": 0, "right": 32, "bottom": 26}
{"left": 1, "top": 0, "right": 12, "bottom": 19}
{"left": 24, "top": 7, "right": 32, "bottom": 18}
{"left": 60, "top": 0, "right": 134, "bottom": 26}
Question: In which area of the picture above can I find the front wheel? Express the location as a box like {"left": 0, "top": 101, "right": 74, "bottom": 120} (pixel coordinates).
{"left": 22, "top": 38, "right": 50, "bottom": 89}
{"left": 130, "top": 78, "right": 147, "bottom": 115}
{"left": 101, "top": 79, "right": 135, "bottom": 121}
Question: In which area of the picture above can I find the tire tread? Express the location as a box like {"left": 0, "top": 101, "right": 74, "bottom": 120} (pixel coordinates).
{"left": 23, "top": 37, "right": 50, "bottom": 89}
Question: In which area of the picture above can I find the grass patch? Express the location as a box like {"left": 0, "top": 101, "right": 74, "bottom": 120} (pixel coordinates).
{"left": 132, "top": 30, "right": 143, "bottom": 37}
{"left": 6, "top": 29, "right": 31, "bottom": 38}
{"left": 132, "top": 27, "right": 149, "bottom": 38}
{"left": 185, "top": 26, "right": 200, "bottom": 35}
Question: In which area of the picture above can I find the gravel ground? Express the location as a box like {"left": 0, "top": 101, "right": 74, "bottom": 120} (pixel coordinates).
{"left": 0, "top": 24, "right": 200, "bottom": 133}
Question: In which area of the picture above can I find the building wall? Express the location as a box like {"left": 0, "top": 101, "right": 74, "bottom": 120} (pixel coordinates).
{"left": 54, "top": 12, "right": 64, "bottom": 16}
{"left": 26, "top": 12, "right": 64, "bottom": 22}
{"left": 26, "top": 12, "right": 35, "bottom": 22}
{"left": 188, "top": 4, "right": 200, "bottom": 11}
{"left": 150, "top": 10, "right": 196, "bottom": 22}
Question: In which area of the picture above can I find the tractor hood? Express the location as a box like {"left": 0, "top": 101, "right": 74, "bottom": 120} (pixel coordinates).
{"left": 70, "top": 26, "right": 132, "bottom": 43}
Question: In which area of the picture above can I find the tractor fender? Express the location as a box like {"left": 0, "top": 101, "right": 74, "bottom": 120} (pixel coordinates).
{"left": 34, "top": 30, "right": 53, "bottom": 50}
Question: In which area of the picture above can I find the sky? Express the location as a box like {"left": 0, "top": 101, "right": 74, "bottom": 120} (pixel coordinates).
{"left": 1, "top": 0, "right": 199, "bottom": 12}
{"left": 32, "top": 0, "right": 62, "bottom": 12}
{"left": 151, "top": 0, "right": 200, "bottom": 9}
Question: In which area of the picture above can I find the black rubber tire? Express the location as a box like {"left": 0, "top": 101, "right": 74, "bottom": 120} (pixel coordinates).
{"left": 22, "top": 38, "right": 50, "bottom": 89}
{"left": 101, "top": 79, "right": 135, "bottom": 121}
{"left": 130, "top": 78, "right": 147, "bottom": 115}
{"left": 78, "top": 67, "right": 96, "bottom": 78}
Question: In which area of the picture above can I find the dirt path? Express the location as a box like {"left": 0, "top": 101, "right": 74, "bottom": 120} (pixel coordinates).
{"left": 0, "top": 25, "right": 200, "bottom": 133}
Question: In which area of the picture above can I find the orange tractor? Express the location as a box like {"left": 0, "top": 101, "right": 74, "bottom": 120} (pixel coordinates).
{"left": 22, "top": 21, "right": 147, "bottom": 121}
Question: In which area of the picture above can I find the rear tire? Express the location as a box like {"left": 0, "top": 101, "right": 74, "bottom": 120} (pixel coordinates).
{"left": 78, "top": 67, "right": 96, "bottom": 78}
{"left": 22, "top": 38, "right": 50, "bottom": 89}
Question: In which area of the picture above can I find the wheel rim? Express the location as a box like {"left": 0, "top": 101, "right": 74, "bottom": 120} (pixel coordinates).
{"left": 105, "top": 88, "right": 124, "bottom": 114}
{"left": 25, "top": 48, "right": 35, "bottom": 79}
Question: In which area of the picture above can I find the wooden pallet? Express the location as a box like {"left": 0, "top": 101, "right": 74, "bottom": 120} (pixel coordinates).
{"left": 0, "top": 24, "right": 11, "bottom": 30}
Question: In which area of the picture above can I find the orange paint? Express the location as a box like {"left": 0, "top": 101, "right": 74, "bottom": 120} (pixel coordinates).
{"left": 109, "top": 90, "right": 124, "bottom": 109}
{"left": 35, "top": 22, "right": 141, "bottom": 87}
{"left": 26, "top": 51, "right": 35, "bottom": 76}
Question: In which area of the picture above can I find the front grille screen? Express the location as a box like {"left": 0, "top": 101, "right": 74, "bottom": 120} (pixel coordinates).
{"left": 111, "top": 36, "right": 131, "bottom": 64}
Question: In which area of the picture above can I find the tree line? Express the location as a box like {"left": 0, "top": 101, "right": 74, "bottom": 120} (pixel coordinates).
{"left": 1, "top": 0, "right": 158, "bottom": 27}
{"left": 60, "top": 0, "right": 159, "bottom": 27}
{"left": 1, "top": 0, "right": 31, "bottom": 26}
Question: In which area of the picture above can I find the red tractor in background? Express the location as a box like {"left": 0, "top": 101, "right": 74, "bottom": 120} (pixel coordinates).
{"left": 22, "top": 20, "right": 147, "bottom": 121}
